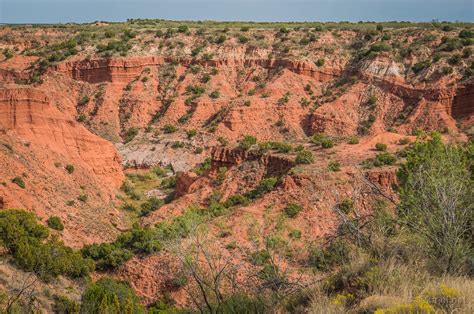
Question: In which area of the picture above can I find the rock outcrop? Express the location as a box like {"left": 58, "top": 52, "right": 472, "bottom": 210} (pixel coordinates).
{"left": 0, "top": 86, "right": 125, "bottom": 246}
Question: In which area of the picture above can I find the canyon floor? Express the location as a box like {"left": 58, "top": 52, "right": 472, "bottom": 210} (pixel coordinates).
{"left": 0, "top": 20, "right": 473, "bottom": 312}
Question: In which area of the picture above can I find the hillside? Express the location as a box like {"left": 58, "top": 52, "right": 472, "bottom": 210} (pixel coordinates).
{"left": 0, "top": 20, "right": 473, "bottom": 313}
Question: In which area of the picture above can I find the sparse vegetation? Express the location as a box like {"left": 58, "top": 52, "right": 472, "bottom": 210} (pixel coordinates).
{"left": 295, "top": 150, "right": 314, "bottom": 164}
{"left": 0, "top": 209, "right": 93, "bottom": 281}
{"left": 124, "top": 127, "right": 139, "bottom": 143}
{"left": 11, "top": 176, "right": 25, "bottom": 189}
{"left": 283, "top": 203, "right": 302, "bottom": 218}
{"left": 65, "top": 164, "right": 75, "bottom": 174}
{"left": 47, "top": 216, "right": 64, "bottom": 231}
{"left": 81, "top": 277, "right": 144, "bottom": 313}
{"left": 2, "top": 21, "right": 474, "bottom": 314}
{"left": 375, "top": 143, "right": 387, "bottom": 151}
{"left": 328, "top": 160, "right": 341, "bottom": 172}
{"left": 162, "top": 124, "right": 177, "bottom": 133}
{"left": 239, "top": 135, "right": 257, "bottom": 150}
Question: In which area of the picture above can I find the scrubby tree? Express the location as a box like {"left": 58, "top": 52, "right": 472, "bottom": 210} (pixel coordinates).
{"left": 397, "top": 133, "right": 473, "bottom": 274}
{"left": 80, "top": 277, "right": 144, "bottom": 313}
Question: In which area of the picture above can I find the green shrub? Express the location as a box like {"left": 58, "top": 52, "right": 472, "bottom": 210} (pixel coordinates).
{"left": 214, "top": 34, "right": 227, "bottom": 44}
{"left": 194, "top": 147, "right": 203, "bottom": 154}
{"left": 398, "top": 137, "right": 411, "bottom": 145}
{"left": 308, "top": 239, "right": 349, "bottom": 271}
{"left": 217, "top": 294, "right": 266, "bottom": 314}
{"left": 375, "top": 152, "right": 397, "bottom": 166}
{"left": 239, "top": 135, "right": 257, "bottom": 150}
{"left": 288, "top": 229, "right": 302, "bottom": 239}
{"left": 209, "top": 90, "right": 220, "bottom": 99}
{"left": 369, "top": 42, "right": 391, "bottom": 53}
{"left": 295, "top": 150, "right": 314, "bottom": 164}
{"left": 328, "top": 160, "right": 341, "bottom": 172}
{"left": 47, "top": 216, "right": 64, "bottom": 231}
{"left": 194, "top": 158, "right": 212, "bottom": 175}
{"left": 397, "top": 133, "right": 473, "bottom": 274}
{"left": 338, "top": 199, "right": 353, "bottom": 214}
{"left": 238, "top": 35, "right": 249, "bottom": 44}
{"left": 367, "top": 95, "right": 378, "bottom": 107}
{"left": 0, "top": 209, "right": 93, "bottom": 281}
{"left": 311, "top": 133, "right": 329, "bottom": 145}
{"left": 104, "top": 30, "right": 115, "bottom": 38}
{"left": 78, "top": 95, "right": 90, "bottom": 106}
{"left": 321, "top": 138, "right": 334, "bottom": 149}
{"left": 250, "top": 250, "right": 271, "bottom": 266}
{"left": 191, "top": 46, "right": 202, "bottom": 57}
{"left": 259, "top": 141, "right": 292, "bottom": 153}
{"left": 3, "top": 49, "right": 13, "bottom": 59}
{"left": 248, "top": 177, "right": 278, "bottom": 199}
{"left": 162, "top": 124, "right": 177, "bottom": 133}
{"left": 160, "top": 176, "right": 176, "bottom": 189}
{"left": 177, "top": 25, "right": 188, "bottom": 33}
{"left": 375, "top": 143, "right": 388, "bottom": 151}
{"left": 53, "top": 295, "right": 79, "bottom": 314}
{"left": 186, "top": 129, "right": 197, "bottom": 138}
{"left": 0, "top": 209, "right": 49, "bottom": 253}
{"left": 82, "top": 223, "right": 161, "bottom": 270}
{"left": 347, "top": 137, "right": 359, "bottom": 145}
{"left": 81, "top": 243, "right": 133, "bottom": 270}
{"left": 139, "top": 197, "right": 164, "bottom": 217}
{"left": 171, "top": 141, "right": 184, "bottom": 149}
{"left": 300, "top": 38, "right": 310, "bottom": 45}
{"left": 213, "top": 166, "right": 227, "bottom": 185}
{"left": 124, "top": 127, "right": 139, "bottom": 143}
{"left": 412, "top": 61, "right": 430, "bottom": 73}
{"left": 442, "top": 66, "right": 454, "bottom": 75}
{"left": 65, "top": 164, "right": 75, "bottom": 174}
{"left": 11, "top": 176, "right": 25, "bottom": 188}
{"left": 77, "top": 194, "right": 88, "bottom": 203}
{"left": 76, "top": 114, "right": 87, "bottom": 122}
{"left": 81, "top": 277, "right": 144, "bottom": 313}
{"left": 186, "top": 84, "right": 205, "bottom": 95}
{"left": 201, "top": 73, "right": 211, "bottom": 83}
{"left": 223, "top": 194, "right": 249, "bottom": 208}
{"left": 284, "top": 203, "right": 302, "bottom": 218}
{"left": 459, "top": 29, "right": 473, "bottom": 39}
{"left": 315, "top": 58, "right": 325, "bottom": 67}
{"left": 217, "top": 137, "right": 229, "bottom": 147}
{"left": 448, "top": 54, "right": 462, "bottom": 65}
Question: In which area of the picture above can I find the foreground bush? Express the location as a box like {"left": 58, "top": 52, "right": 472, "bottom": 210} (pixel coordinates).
{"left": 397, "top": 133, "right": 473, "bottom": 274}
{"left": 81, "top": 277, "right": 144, "bottom": 313}
{"left": 0, "top": 209, "right": 93, "bottom": 281}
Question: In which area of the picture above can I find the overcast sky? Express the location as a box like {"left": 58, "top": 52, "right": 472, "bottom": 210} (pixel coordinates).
{"left": 1, "top": 0, "right": 473, "bottom": 24}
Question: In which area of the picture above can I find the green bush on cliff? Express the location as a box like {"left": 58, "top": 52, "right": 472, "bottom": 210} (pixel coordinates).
{"left": 124, "top": 127, "right": 139, "bottom": 143}
{"left": 245, "top": 177, "right": 279, "bottom": 199}
{"left": 47, "top": 216, "right": 64, "bottom": 231}
{"left": 11, "top": 176, "right": 26, "bottom": 189}
{"left": 238, "top": 135, "right": 257, "bottom": 150}
{"left": 296, "top": 150, "right": 314, "bottom": 164}
{"left": 284, "top": 203, "right": 302, "bottom": 218}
